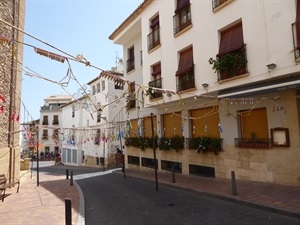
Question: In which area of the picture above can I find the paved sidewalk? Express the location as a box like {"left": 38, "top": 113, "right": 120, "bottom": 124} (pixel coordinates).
{"left": 1, "top": 167, "right": 300, "bottom": 225}
{"left": 0, "top": 170, "right": 80, "bottom": 225}
{"left": 121, "top": 168, "right": 300, "bottom": 219}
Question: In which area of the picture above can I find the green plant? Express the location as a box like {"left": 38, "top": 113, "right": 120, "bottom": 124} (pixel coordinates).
{"left": 189, "top": 136, "right": 223, "bottom": 155}
{"left": 208, "top": 49, "right": 247, "bottom": 75}
{"left": 158, "top": 136, "right": 184, "bottom": 151}
{"left": 125, "top": 136, "right": 158, "bottom": 150}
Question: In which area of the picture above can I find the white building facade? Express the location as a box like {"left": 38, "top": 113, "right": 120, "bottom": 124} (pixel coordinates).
{"left": 60, "top": 62, "right": 127, "bottom": 168}
{"left": 109, "top": 0, "right": 300, "bottom": 186}
{"left": 39, "top": 95, "right": 73, "bottom": 158}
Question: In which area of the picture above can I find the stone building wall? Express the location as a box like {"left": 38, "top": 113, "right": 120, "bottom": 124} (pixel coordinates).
{"left": 0, "top": 0, "right": 25, "bottom": 181}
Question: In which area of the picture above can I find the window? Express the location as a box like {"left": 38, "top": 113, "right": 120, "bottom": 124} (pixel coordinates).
{"left": 148, "top": 15, "right": 160, "bottom": 51}
{"left": 143, "top": 115, "right": 157, "bottom": 138}
{"left": 72, "top": 108, "right": 75, "bottom": 118}
{"left": 126, "top": 46, "right": 135, "bottom": 73}
{"left": 292, "top": 0, "right": 300, "bottom": 59}
{"left": 217, "top": 22, "right": 247, "bottom": 80}
{"left": 42, "top": 130, "right": 48, "bottom": 139}
{"left": 163, "top": 112, "right": 182, "bottom": 137}
{"left": 173, "top": 0, "right": 191, "bottom": 35}
{"left": 53, "top": 115, "right": 59, "bottom": 125}
{"left": 92, "top": 85, "right": 96, "bottom": 95}
{"left": 127, "top": 82, "right": 136, "bottom": 110}
{"left": 97, "top": 83, "right": 100, "bottom": 93}
{"left": 42, "top": 115, "right": 48, "bottom": 125}
{"left": 129, "top": 119, "right": 139, "bottom": 137}
{"left": 212, "top": 0, "right": 231, "bottom": 10}
{"left": 235, "top": 108, "right": 271, "bottom": 149}
{"left": 97, "top": 111, "right": 102, "bottom": 123}
{"left": 101, "top": 80, "right": 105, "bottom": 91}
{"left": 148, "top": 63, "right": 163, "bottom": 99}
{"left": 190, "top": 107, "right": 220, "bottom": 138}
{"left": 176, "top": 47, "right": 195, "bottom": 92}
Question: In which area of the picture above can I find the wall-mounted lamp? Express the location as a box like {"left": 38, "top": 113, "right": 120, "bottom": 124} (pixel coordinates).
{"left": 202, "top": 83, "right": 209, "bottom": 89}
{"left": 266, "top": 63, "right": 276, "bottom": 69}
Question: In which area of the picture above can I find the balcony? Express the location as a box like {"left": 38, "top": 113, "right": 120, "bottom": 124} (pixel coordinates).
{"left": 234, "top": 138, "right": 272, "bottom": 149}
{"left": 53, "top": 121, "right": 59, "bottom": 125}
{"left": 292, "top": 21, "right": 300, "bottom": 60}
{"left": 42, "top": 136, "right": 48, "bottom": 140}
{"left": 176, "top": 66, "right": 195, "bottom": 92}
{"left": 148, "top": 78, "right": 163, "bottom": 100}
{"left": 42, "top": 121, "right": 48, "bottom": 125}
{"left": 212, "top": 0, "right": 229, "bottom": 10}
{"left": 126, "top": 97, "right": 136, "bottom": 110}
{"left": 173, "top": 3, "right": 192, "bottom": 35}
{"left": 147, "top": 27, "right": 160, "bottom": 51}
{"left": 209, "top": 45, "right": 248, "bottom": 81}
{"left": 126, "top": 58, "right": 135, "bottom": 73}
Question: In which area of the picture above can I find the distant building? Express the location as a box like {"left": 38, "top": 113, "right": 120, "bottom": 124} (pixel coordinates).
{"left": 39, "top": 95, "right": 73, "bottom": 158}
{"left": 60, "top": 61, "right": 126, "bottom": 168}
{"left": 0, "top": 0, "right": 25, "bottom": 181}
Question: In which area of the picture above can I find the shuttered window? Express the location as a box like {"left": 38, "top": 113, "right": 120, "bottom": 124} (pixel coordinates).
{"left": 129, "top": 119, "right": 139, "bottom": 137}
{"left": 176, "top": 0, "right": 189, "bottom": 12}
{"left": 176, "top": 47, "right": 193, "bottom": 76}
{"left": 143, "top": 116, "right": 157, "bottom": 138}
{"left": 218, "top": 22, "right": 244, "bottom": 56}
{"left": 152, "top": 63, "right": 161, "bottom": 76}
{"left": 163, "top": 112, "right": 182, "bottom": 137}
{"left": 191, "top": 107, "right": 220, "bottom": 138}
{"left": 150, "top": 15, "right": 159, "bottom": 29}
{"left": 240, "top": 108, "right": 268, "bottom": 139}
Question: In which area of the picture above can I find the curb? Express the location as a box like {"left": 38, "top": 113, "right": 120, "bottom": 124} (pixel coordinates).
{"left": 115, "top": 170, "right": 300, "bottom": 219}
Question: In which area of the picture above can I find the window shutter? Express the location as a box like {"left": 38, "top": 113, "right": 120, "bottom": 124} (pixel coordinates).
{"left": 296, "top": 0, "right": 300, "bottom": 49}
{"left": 176, "top": 47, "right": 193, "bottom": 76}
{"left": 152, "top": 63, "right": 161, "bottom": 76}
{"left": 176, "top": 0, "right": 189, "bottom": 12}
{"left": 218, "top": 23, "right": 244, "bottom": 55}
{"left": 150, "top": 15, "right": 159, "bottom": 29}
{"left": 163, "top": 112, "right": 182, "bottom": 138}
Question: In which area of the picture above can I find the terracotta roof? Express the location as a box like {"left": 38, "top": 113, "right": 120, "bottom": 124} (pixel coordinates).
{"left": 109, "top": 0, "right": 153, "bottom": 40}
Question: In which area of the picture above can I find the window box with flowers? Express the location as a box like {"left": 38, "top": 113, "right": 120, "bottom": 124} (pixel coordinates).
{"left": 189, "top": 137, "right": 223, "bottom": 155}
{"left": 208, "top": 46, "right": 248, "bottom": 81}
{"left": 158, "top": 136, "right": 185, "bottom": 152}
{"left": 125, "top": 136, "right": 158, "bottom": 150}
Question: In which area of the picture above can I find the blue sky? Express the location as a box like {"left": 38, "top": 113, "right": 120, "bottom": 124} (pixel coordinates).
{"left": 21, "top": 0, "right": 143, "bottom": 122}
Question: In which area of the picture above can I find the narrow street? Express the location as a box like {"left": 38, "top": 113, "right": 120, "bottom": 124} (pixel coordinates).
{"left": 76, "top": 172, "right": 300, "bottom": 225}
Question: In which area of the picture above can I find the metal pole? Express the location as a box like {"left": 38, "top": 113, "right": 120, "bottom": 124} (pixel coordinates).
{"left": 151, "top": 113, "right": 158, "bottom": 191}
{"left": 103, "top": 140, "right": 105, "bottom": 172}
{"left": 231, "top": 171, "right": 238, "bottom": 196}
{"left": 172, "top": 165, "right": 176, "bottom": 183}
{"left": 36, "top": 129, "right": 39, "bottom": 186}
{"left": 65, "top": 198, "right": 72, "bottom": 225}
{"left": 118, "top": 123, "right": 126, "bottom": 179}
{"left": 66, "top": 169, "right": 69, "bottom": 179}
{"left": 70, "top": 171, "right": 73, "bottom": 186}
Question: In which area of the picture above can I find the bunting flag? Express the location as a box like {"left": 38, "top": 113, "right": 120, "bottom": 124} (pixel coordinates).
{"left": 9, "top": 112, "right": 20, "bottom": 122}
{"left": 9, "top": 112, "right": 16, "bottom": 122}
{"left": 34, "top": 47, "right": 66, "bottom": 63}
{"left": 218, "top": 120, "right": 223, "bottom": 133}
{"left": 204, "top": 123, "right": 208, "bottom": 132}
{"left": 0, "top": 105, "right": 4, "bottom": 113}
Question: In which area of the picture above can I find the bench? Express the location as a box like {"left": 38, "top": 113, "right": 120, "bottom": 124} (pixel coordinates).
{"left": 0, "top": 174, "right": 20, "bottom": 202}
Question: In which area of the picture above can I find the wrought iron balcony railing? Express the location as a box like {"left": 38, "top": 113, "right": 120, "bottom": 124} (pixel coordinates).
{"left": 173, "top": 3, "right": 192, "bottom": 35}
{"left": 212, "top": 0, "right": 229, "bottom": 10}
{"left": 147, "top": 27, "right": 160, "bottom": 51}
{"left": 176, "top": 66, "right": 195, "bottom": 92}
{"left": 126, "top": 58, "right": 135, "bottom": 73}
{"left": 234, "top": 138, "right": 272, "bottom": 149}
{"left": 148, "top": 78, "right": 163, "bottom": 100}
